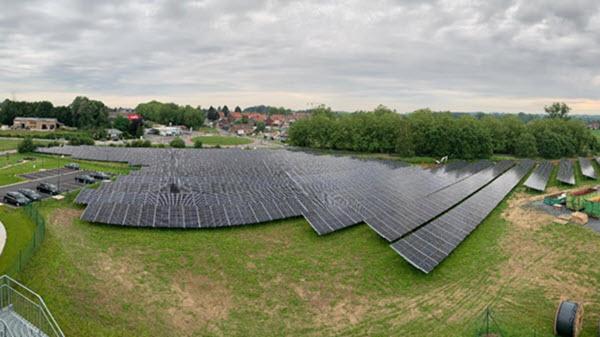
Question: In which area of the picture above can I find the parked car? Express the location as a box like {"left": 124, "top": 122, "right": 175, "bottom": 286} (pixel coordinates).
{"left": 3, "top": 192, "right": 31, "bottom": 206}
{"left": 37, "top": 182, "right": 60, "bottom": 195}
{"left": 18, "top": 188, "right": 42, "bottom": 201}
{"left": 65, "top": 163, "right": 80, "bottom": 170}
{"left": 75, "top": 175, "right": 96, "bottom": 184}
{"left": 90, "top": 172, "right": 110, "bottom": 180}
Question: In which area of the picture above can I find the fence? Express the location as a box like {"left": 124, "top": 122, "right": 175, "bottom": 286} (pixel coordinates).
{"left": 3, "top": 204, "right": 46, "bottom": 276}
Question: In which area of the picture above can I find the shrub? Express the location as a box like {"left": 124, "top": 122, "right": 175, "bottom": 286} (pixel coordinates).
{"left": 68, "top": 136, "right": 94, "bottom": 146}
{"left": 170, "top": 137, "right": 186, "bottom": 148}
{"left": 17, "top": 137, "right": 37, "bottom": 153}
{"left": 126, "top": 140, "right": 152, "bottom": 148}
{"left": 193, "top": 139, "right": 203, "bottom": 148}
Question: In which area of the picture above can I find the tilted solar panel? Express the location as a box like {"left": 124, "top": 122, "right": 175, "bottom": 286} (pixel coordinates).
{"left": 556, "top": 159, "right": 575, "bottom": 185}
{"left": 578, "top": 157, "right": 597, "bottom": 179}
{"left": 391, "top": 160, "right": 534, "bottom": 273}
{"left": 523, "top": 160, "right": 553, "bottom": 191}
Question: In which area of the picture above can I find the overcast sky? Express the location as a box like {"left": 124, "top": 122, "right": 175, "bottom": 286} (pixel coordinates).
{"left": 2, "top": 0, "right": 600, "bottom": 113}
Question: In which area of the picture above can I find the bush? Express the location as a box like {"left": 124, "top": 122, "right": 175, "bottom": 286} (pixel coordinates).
{"left": 514, "top": 132, "right": 538, "bottom": 157}
{"left": 169, "top": 137, "right": 186, "bottom": 148}
{"left": 17, "top": 137, "right": 37, "bottom": 153}
{"left": 126, "top": 140, "right": 152, "bottom": 148}
{"left": 193, "top": 139, "right": 203, "bottom": 148}
{"left": 68, "top": 136, "right": 94, "bottom": 146}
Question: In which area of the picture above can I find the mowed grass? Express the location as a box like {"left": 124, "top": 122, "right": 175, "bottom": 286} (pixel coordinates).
{"left": 0, "top": 153, "right": 130, "bottom": 186}
{"left": 0, "top": 207, "right": 36, "bottom": 273}
{"left": 10, "top": 190, "right": 600, "bottom": 337}
{"left": 192, "top": 135, "right": 253, "bottom": 146}
{"left": 0, "top": 139, "right": 52, "bottom": 152}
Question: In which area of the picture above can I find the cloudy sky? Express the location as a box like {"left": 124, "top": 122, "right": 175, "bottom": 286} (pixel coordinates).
{"left": 2, "top": 0, "right": 600, "bottom": 113}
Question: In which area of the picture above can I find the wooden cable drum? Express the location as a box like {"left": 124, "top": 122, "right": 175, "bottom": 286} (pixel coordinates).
{"left": 554, "top": 300, "right": 583, "bottom": 337}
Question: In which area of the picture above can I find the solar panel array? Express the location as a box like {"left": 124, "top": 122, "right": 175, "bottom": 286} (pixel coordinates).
{"left": 578, "top": 157, "right": 597, "bottom": 179}
{"left": 523, "top": 161, "right": 553, "bottom": 191}
{"left": 557, "top": 159, "right": 575, "bottom": 185}
{"left": 39, "top": 146, "right": 533, "bottom": 273}
{"left": 391, "top": 160, "right": 534, "bottom": 273}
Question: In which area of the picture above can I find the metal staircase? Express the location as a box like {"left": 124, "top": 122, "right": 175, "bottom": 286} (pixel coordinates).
{"left": 0, "top": 276, "right": 63, "bottom": 337}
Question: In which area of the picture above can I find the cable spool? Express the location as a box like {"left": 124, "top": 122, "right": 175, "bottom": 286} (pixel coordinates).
{"left": 554, "top": 300, "right": 583, "bottom": 337}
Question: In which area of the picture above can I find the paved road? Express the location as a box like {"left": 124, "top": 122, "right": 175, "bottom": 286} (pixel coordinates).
{"left": 0, "top": 170, "right": 92, "bottom": 205}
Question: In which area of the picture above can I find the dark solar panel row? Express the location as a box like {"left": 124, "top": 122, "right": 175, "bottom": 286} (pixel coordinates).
{"left": 365, "top": 161, "right": 514, "bottom": 242}
{"left": 578, "top": 157, "right": 597, "bottom": 179}
{"left": 523, "top": 160, "right": 553, "bottom": 191}
{"left": 556, "top": 159, "right": 575, "bottom": 185}
{"left": 391, "top": 160, "right": 534, "bottom": 273}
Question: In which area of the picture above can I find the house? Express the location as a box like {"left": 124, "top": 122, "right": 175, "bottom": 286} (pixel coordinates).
{"left": 108, "top": 107, "right": 136, "bottom": 119}
{"left": 587, "top": 122, "right": 600, "bottom": 130}
{"left": 106, "top": 128, "right": 123, "bottom": 140}
{"left": 12, "top": 117, "right": 59, "bottom": 131}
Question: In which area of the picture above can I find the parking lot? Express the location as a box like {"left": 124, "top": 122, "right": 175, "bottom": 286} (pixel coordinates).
{"left": 0, "top": 170, "right": 92, "bottom": 206}
{"left": 18, "top": 167, "right": 76, "bottom": 180}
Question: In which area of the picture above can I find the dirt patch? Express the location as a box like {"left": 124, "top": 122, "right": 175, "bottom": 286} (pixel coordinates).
{"left": 166, "top": 272, "right": 232, "bottom": 335}
{"left": 498, "top": 192, "right": 597, "bottom": 302}
{"left": 47, "top": 207, "right": 82, "bottom": 230}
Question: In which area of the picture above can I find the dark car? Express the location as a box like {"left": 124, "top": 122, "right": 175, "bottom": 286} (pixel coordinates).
{"left": 37, "top": 182, "right": 60, "bottom": 195}
{"left": 90, "top": 172, "right": 110, "bottom": 180}
{"left": 18, "top": 188, "right": 42, "bottom": 201}
{"left": 65, "top": 163, "right": 80, "bottom": 170}
{"left": 3, "top": 192, "right": 31, "bottom": 206}
{"left": 75, "top": 175, "right": 96, "bottom": 184}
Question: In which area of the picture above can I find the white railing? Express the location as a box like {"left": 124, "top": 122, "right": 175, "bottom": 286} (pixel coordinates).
{"left": 0, "top": 275, "right": 64, "bottom": 337}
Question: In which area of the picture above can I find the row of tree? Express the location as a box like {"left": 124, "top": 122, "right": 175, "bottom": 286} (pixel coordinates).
{"left": 0, "top": 97, "right": 109, "bottom": 129}
{"left": 288, "top": 105, "right": 598, "bottom": 159}
{"left": 135, "top": 101, "right": 205, "bottom": 129}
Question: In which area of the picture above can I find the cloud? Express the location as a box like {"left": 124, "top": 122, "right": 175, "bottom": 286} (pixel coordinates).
{"left": 1, "top": 0, "right": 600, "bottom": 113}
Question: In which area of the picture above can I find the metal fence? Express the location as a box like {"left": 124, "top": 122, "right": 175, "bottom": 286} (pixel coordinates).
{"left": 3, "top": 204, "right": 46, "bottom": 276}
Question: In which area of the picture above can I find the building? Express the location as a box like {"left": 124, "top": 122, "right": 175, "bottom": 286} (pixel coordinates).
{"left": 106, "top": 128, "right": 124, "bottom": 140}
{"left": 108, "top": 107, "right": 136, "bottom": 119}
{"left": 12, "top": 117, "right": 59, "bottom": 131}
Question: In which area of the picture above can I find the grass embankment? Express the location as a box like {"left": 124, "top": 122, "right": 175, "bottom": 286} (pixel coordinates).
{"left": 192, "top": 135, "right": 253, "bottom": 146}
{"left": 11, "top": 188, "right": 600, "bottom": 336}
{"left": 0, "top": 207, "right": 36, "bottom": 273}
{"left": 0, "top": 153, "right": 130, "bottom": 186}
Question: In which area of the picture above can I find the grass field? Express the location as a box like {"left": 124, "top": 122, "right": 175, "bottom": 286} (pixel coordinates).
{"left": 0, "top": 207, "right": 36, "bottom": 273}
{"left": 192, "top": 135, "right": 253, "bottom": 146}
{"left": 0, "top": 139, "right": 53, "bottom": 152}
{"left": 0, "top": 153, "right": 130, "bottom": 186}
{"left": 5, "top": 186, "right": 599, "bottom": 337}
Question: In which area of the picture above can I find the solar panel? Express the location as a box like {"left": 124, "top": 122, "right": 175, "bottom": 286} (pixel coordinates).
{"left": 557, "top": 159, "right": 575, "bottom": 185}
{"left": 523, "top": 160, "right": 553, "bottom": 191}
{"left": 365, "top": 161, "right": 515, "bottom": 242}
{"left": 391, "top": 160, "right": 534, "bottom": 273}
{"left": 578, "top": 157, "right": 597, "bottom": 179}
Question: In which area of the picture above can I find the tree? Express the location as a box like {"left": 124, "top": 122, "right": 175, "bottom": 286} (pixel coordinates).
{"left": 207, "top": 106, "right": 219, "bottom": 121}
{"left": 544, "top": 102, "right": 571, "bottom": 119}
{"left": 514, "top": 132, "right": 538, "bottom": 157}
{"left": 113, "top": 115, "right": 130, "bottom": 133}
{"left": 69, "top": 96, "right": 109, "bottom": 129}
{"left": 170, "top": 137, "right": 186, "bottom": 148}
{"left": 222, "top": 105, "right": 230, "bottom": 117}
{"left": 234, "top": 106, "right": 242, "bottom": 113}
{"left": 193, "top": 138, "right": 203, "bottom": 148}
{"left": 17, "top": 137, "right": 37, "bottom": 153}
{"left": 255, "top": 121, "right": 266, "bottom": 133}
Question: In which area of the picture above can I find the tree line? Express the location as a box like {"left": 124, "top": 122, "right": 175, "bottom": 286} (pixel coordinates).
{"left": 135, "top": 101, "right": 206, "bottom": 129}
{"left": 0, "top": 96, "right": 109, "bottom": 129}
{"left": 288, "top": 104, "right": 599, "bottom": 159}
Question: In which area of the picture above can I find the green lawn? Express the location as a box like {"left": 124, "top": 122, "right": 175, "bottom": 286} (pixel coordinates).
{"left": 5, "top": 188, "right": 599, "bottom": 336}
{"left": 0, "top": 207, "right": 36, "bottom": 274}
{"left": 0, "top": 153, "right": 130, "bottom": 186}
{"left": 192, "top": 135, "right": 253, "bottom": 146}
{"left": 0, "top": 139, "right": 53, "bottom": 152}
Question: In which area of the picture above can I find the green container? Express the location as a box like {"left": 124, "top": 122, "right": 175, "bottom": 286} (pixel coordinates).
{"left": 566, "top": 188, "right": 599, "bottom": 211}
{"left": 584, "top": 196, "right": 600, "bottom": 218}
{"left": 544, "top": 193, "right": 566, "bottom": 206}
